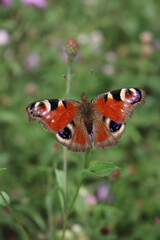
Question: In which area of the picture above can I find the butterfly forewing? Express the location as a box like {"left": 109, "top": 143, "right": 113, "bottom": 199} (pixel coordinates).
{"left": 91, "top": 88, "right": 145, "bottom": 149}
{"left": 26, "top": 99, "right": 79, "bottom": 132}
{"left": 92, "top": 88, "right": 145, "bottom": 123}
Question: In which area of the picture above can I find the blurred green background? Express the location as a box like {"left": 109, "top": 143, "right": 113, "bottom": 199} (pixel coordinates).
{"left": 0, "top": 0, "right": 160, "bottom": 239}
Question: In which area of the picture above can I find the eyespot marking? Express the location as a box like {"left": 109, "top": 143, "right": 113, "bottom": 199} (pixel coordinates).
{"left": 131, "top": 88, "right": 142, "bottom": 104}
{"left": 109, "top": 120, "right": 121, "bottom": 132}
{"left": 58, "top": 127, "right": 72, "bottom": 139}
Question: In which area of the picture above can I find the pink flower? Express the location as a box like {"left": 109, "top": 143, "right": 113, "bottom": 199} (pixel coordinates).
{"left": 0, "top": 29, "right": 10, "bottom": 46}
{"left": 96, "top": 184, "right": 110, "bottom": 202}
{"left": 85, "top": 194, "right": 96, "bottom": 206}
{"left": 22, "top": 0, "right": 47, "bottom": 8}
{"left": 60, "top": 49, "right": 68, "bottom": 61}
{"left": 1, "top": 0, "right": 13, "bottom": 6}
{"left": 155, "top": 217, "right": 160, "bottom": 224}
{"left": 23, "top": 53, "right": 40, "bottom": 70}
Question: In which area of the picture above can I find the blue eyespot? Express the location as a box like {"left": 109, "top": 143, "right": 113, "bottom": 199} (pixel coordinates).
{"left": 110, "top": 120, "right": 121, "bottom": 132}
{"left": 58, "top": 127, "right": 72, "bottom": 139}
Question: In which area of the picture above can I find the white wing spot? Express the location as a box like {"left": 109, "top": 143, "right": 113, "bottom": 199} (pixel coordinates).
{"left": 108, "top": 93, "right": 113, "bottom": 99}
{"left": 120, "top": 89, "right": 126, "bottom": 101}
{"left": 58, "top": 100, "right": 64, "bottom": 107}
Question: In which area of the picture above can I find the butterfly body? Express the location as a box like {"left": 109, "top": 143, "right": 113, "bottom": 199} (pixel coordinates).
{"left": 26, "top": 88, "right": 145, "bottom": 152}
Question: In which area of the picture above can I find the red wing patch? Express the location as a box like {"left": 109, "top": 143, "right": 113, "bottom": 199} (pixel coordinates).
{"left": 93, "top": 88, "right": 145, "bottom": 123}
{"left": 95, "top": 121, "right": 108, "bottom": 142}
{"left": 73, "top": 125, "right": 89, "bottom": 145}
{"left": 94, "top": 97, "right": 129, "bottom": 123}
{"left": 43, "top": 102, "right": 77, "bottom": 131}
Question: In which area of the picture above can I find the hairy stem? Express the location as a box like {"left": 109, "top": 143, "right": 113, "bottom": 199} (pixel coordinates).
{"left": 47, "top": 169, "right": 54, "bottom": 240}
{"left": 68, "top": 149, "right": 90, "bottom": 216}
{"left": 62, "top": 150, "right": 89, "bottom": 240}
{"left": 62, "top": 59, "right": 72, "bottom": 240}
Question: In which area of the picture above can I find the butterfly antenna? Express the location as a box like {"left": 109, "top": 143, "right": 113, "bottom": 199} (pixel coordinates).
{"left": 63, "top": 75, "right": 81, "bottom": 97}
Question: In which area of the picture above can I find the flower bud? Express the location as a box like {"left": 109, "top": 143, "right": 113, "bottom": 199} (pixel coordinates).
{"left": 100, "top": 226, "right": 110, "bottom": 235}
{"left": 65, "top": 38, "right": 79, "bottom": 58}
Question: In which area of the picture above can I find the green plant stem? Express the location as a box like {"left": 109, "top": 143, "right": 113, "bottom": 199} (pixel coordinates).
{"left": 62, "top": 149, "right": 89, "bottom": 240}
{"left": 68, "top": 149, "right": 90, "bottom": 216}
{"left": 66, "top": 60, "right": 72, "bottom": 98}
{"left": 47, "top": 169, "right": 54, "bottom": 240}
{"left": 0, "top": 191, "right": 30, "bottom": 240}
{"left": 63, "top": 146, "right": 67, "bottom": 216}
{"left": 62, "top": 150, "right": 89, "bottom": 240}
{"left": 64, "top": 60, "right": 72, "bottom": 214}
{"left": 62, "top": 59, "right": 72, "bottom": 240}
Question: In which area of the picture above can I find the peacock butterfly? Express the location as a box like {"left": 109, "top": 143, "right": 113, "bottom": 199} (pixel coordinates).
{"left": 26, "top": 88, "right": 145, "bottom": 152}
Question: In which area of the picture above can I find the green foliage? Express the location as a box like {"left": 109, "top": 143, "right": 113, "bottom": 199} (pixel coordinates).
{"left": 0, "top": 191, "right": 11, "bottom": 206}
{"left": 0, "top": 0, "right": 160, "bottom": 240}
{"left": 0, "top": 168, "right": 7, "bottom": 176}
{"left": 82, "top": 161, "right": 120, "bottom": 178}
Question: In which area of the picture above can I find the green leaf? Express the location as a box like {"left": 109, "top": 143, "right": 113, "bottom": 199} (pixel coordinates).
{"left": 0, "top": 168, "right": 7, "bottom": 176}
{"left": 0, "top": 191, "right": 11, "bottom": 206}
{"left": 81, "top": 161, "right": 120, "bottom": 179}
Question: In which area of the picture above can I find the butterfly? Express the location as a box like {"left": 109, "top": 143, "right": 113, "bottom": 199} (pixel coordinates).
{"left": 26, "top": 88, "right": 145, "bottom": 152}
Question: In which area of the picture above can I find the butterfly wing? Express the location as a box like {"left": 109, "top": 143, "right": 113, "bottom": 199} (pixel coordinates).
{"left": 26, "top": 99, "right": 91, "bottom": 152}
{"left": 56, "top": 113, "right": 92, "bottom": 152}
{"left": 91, "top": 88, "right": 145, "bottom": 149}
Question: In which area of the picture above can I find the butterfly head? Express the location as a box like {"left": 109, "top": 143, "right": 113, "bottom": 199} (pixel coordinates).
{"left": 81, "top": 93, "right": 88, "bottom": 102}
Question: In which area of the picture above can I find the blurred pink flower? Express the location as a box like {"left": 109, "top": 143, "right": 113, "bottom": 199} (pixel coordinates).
{"left": 22, "top": 0, "right": 47, "bottom": 8}
{"left": 23, "top": 53, "right": 40, "bottom": 70}
{"left": 0, "top": 29, "right": 10, "bottom": 46}
{"left": 1, "top": 0, "right": 13, "bottom": 6}
{"left": 60, "top": 49, "right": 68, "bottom": 61}
{"left": 85, "top": 194, "right": 96, "bottom": 206}
{"left": 96, "top": 184, "right": 110, "bottom": 202}
{"left": 155, "top": 217, "right": 160, "bottom": 224}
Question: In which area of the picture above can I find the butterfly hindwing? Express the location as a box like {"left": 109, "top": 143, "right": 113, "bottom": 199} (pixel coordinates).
{"left": 92, "top": 113, "right": 126, "bottom": 149}
{"left": 56, "top": 115, "right": 92, "bottom": 152}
